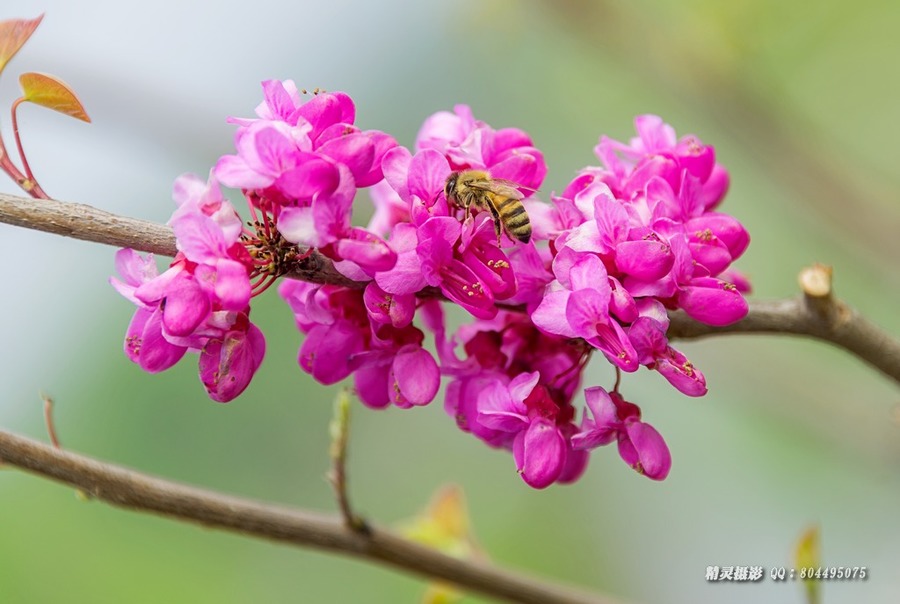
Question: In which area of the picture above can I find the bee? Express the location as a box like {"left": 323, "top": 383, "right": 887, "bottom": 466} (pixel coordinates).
{"left": 444, "top": 170, "right": 531, "bottom": 244}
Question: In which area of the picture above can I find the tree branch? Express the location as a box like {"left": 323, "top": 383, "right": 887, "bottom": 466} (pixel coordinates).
{"left": 667, "top": 291, "right": 900, "bottom": 386}
{"left": 2, "top": 190, "right": 899, "bottom": 387}
{"left": 0, "top": 192, "right": 360, "bottom": 288}
{"left": 0, "top": 429, "right": 617, "bottom": 604}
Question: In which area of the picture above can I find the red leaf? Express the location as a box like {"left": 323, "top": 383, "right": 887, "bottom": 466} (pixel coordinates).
{"left": 19, "top": 72, "right": 91, "bottom": 122}
{"left": 0, "top": 15, "right": 44, "bottom": 75}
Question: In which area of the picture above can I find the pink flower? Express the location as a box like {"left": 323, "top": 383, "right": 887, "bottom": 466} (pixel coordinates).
{"left": 677, "top": 277, "right": 749, "bottom": 326}
{"left": 416, "top": 104, "right": 547, "bottom": 191}
{"left": 200, "top": 319, "right": 266, "bottom": 402}
{"left": 111, "top": 173, "right": 265, "bottom": 402}
{"left": 114, "top": 103, "right": 754, "bottom": 487}
{"left": 217, "top": 81, "right": 396, "bottom": 198}
{"left": 276, "top": 165, "right": 397, "bottom": 275}
{"left": 532, "top": 251, "right": 639, "bottom": 372}
{"left": 477, "top": 372, "right": 585, "bottom": 489}
{"left": 351, "top": 335, "right": 440, "bottom": 409}
{"left": 214, "top": 81, "right": 399, "bottom": 278}
{"left": 628, "top": 317, "right": 707, "bottom": 396}
{"left": 571, "top": 387, "right": 671, "bottom": 480}
{"left": 278, "top": 280, "right": 441, "bottom": 409}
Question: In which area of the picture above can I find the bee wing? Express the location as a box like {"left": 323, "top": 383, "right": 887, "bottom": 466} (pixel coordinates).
{"left": 466, "top": 177, "right": 527, "bottom": 199}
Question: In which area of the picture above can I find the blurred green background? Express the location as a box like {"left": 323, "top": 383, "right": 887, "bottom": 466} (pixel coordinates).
{"left": 2, "top": 1, "right": 899, "bottom": 602}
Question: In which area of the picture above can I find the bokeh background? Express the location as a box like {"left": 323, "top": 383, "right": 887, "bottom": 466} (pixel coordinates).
{"left": 2, "top": 1, "right": 899, "bottom": 602}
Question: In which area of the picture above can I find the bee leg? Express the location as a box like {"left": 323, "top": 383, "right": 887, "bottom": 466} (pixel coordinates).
{"left": 482, "top": 199, "right": 503, "bottom": 245}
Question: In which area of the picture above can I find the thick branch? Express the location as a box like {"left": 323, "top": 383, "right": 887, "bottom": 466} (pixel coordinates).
{"left": 2, "top": 191, "right": 899, "bottom": 386}
{"left": 0, "top": 192, "right": 359, "bottom": 287}
{"left": 0, "top": 429, "right": 615, "bottom": 604}
{"left": 668, "top": 297, "right": 900, "bottom": 385}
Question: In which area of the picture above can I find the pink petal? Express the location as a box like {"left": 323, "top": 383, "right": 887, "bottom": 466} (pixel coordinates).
{"left": 408, "top": 149, "right": 452, "bottom": 204}
{"left": 260, "top": 79, "right": 299, "bottom": 122}
{"left": 162, "top": 274, "right": 210, "bottom": 337}
{"left": 583, "top": 386, "right": 619, "bottom": 427}
{"left": 656, "top": 346, "right": 707, "bottom": 397}
{"left": 390, "top": 345, "right": 440, "bottom": 407}
{"left": 333, "top": 228, "right": 397, "bottom": 273}
{"left": 364, "top": 282, "right": 415, "bottom": 327}
{"left": 508, "top": 371, "right": 540, "bottom": 404}
{"left": 437, "top": 259, "right": 497, "bottom": 320}
{"left": 199, "top": 322, "right": 266, "bottom": 403}
{"left": 531, "top": 287, "right": 576, "bottom": 338}
{"left": 170, "top": 213, "right": 229, "bottom": 264}
{"left": 317, "top": 131, "right": 375, "bottom": 184}
{"left": 699, "top": 164, "right": 730, "bottom": 210}
{"left": 477, "top": 379, "right": 529, "bottom": 432}
{"left": 353, "top": 362, "right": 392, "bottom": 409}
{"left": 513, "top": 419, "right": 567, "bottom": 489}
{"left": 276, "top": 155, "right": 341, "bottom": 201}
{"left": 374, "top": 225, "right": 426, "bottom": 295}
{"left": 381, "top": 146, "right": 412, "bottom": 201}
{"left": 620, "top": 420, "right": 671, "bottom": 480}
{"left": 212, "top": 259, "right": 251, "bottom": 310}
{"left": 299, "top": 321, "right": 364, "bottom": 384}
{"left": 113, "top": 248, "right": 158, "bottom": 289}
{"left": 568, "top": 253, "right": 611, "bottom": 292}
{"left": 634, "top": 115, "right": 677, "bottom": 151}
{"left": 489, "top": 128, "right": 534, "bottom": 155}
{"left": 678, "top": 277, "right": 748, "bottom": 326}
{"left": 676, "top": 138, "right": 715, "bottom": 183}
{"left": 462, "top": 242, "right": 516, "bottom": 300}
{"left": 686, "top": 213, "right": 749, "bottom": 261}
{"left": 123, "top": 307, "right": 151, "bottom": 363}
{"left": 489, "top": 151, "right": 546, "bottom": 192}
{"left": 615, "top": 236, "right": 674, "bottom": 281}
{"left": 297, "top": 91, "right": 355, "bottom": 135}
{"left": 214, "top": 154, "right": 274, "bottom": 190}
{"left": 133, "top": 308, "right": 188, "bottom": 373}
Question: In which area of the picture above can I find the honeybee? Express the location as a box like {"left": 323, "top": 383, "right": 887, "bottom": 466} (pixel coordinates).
{"left": 444, "top": 170, "right": 531, "bottom": 244}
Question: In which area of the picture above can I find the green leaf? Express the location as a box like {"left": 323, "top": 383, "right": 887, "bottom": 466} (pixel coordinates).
{"left": 19, "top": 72, "right": 91, "bottom": 122}
{"left": 0, "top": 15, "right": 44, "bottom": 76}
{"left": 794, "top": 525, "right": 821, "bottom": 604}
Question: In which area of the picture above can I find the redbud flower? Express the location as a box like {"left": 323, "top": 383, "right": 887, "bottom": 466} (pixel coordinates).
{"left": 416, "top": 104, "right": 547, "bottom": 191}
{"left": 571, "top": 387, "right": 671, "bottom": 480}
{"left": 112, "top": 173, "right": 265, "bottom": 402}
{"left": 112, "top": 90, "right": 753, "bottom": 490}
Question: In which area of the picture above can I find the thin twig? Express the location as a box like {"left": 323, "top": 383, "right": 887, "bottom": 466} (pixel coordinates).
{"left": 2, "top": 191, "right": 899, "bottom": 386}
{"left": 0, "top": 429, "right": 618, "bottom": 604}
{"left": 40, "top": 391, "right": 61, "bottom": 449}
{"left": 327, "top": 390, "right": 370, "bottom": 534}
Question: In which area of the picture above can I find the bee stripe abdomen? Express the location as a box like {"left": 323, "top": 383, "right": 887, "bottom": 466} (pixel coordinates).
{"left": 493, "top": 196, "right": 519, "bottom": 210}
{"left": 503, "top": 206, "right": 529, "bottom": 223}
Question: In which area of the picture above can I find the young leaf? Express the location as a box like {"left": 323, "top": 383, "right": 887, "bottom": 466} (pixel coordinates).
{"left": 794, "top": 525, "right": 821, "bottom": 604}
{"left": 0, "top": 15, "right": 44, "bottom": 76}
{"left": 19, "top": 72, "right": 91, "bottom": 122}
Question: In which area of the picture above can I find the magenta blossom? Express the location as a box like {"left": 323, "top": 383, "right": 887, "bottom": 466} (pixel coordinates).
{"left": 477, "top": 372, "right": 587, "bottom": 489}
{"left": 214, "top": 81, "right": 398, "bottom": 277}
{"left": 113, "top": 99, "right": 753, "bottom": 491}
{"left": 416, "top": 104, "right": 547, "bottom": 191}
{"left": 216, "top": 80, "right": 397, "bottom": 202}
{"left": 278, "top": 280, "right": 440, "bottom": 409}
{"left": 111, "top": 173, "right": 265, "bottom": 402}
{"left": 571, "top": 387, "right": 671, "bottom": 480}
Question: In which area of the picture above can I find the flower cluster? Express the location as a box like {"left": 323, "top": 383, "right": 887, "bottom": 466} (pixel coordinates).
{"left": 112, "top": 82, "right": 751, "bottom": 487}
{"left": 215, "top": 80, "right": 399, "bottom": 277}
{"left": 110, "top": 173, "right": 264, "bottom": 402}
